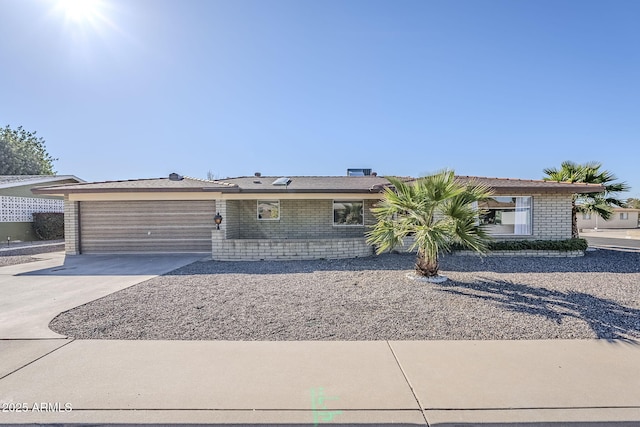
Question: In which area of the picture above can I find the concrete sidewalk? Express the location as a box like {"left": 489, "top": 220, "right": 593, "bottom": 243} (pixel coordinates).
{"left": 1, "top": 339, "right": 639, "bottom": 425}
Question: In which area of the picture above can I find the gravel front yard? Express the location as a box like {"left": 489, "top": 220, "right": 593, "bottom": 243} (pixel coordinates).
{"left": 0, "top": 243, "right": 64, "bottom": 267}
{"left": 50, "top": 249, "right": 640, "bottom": 341}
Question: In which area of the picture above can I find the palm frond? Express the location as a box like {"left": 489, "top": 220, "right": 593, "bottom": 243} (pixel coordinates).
{"left": 544, "top": 161, "right": 629, "bottom": 236}
{"left": 368, "top": 171, "right": 493, "bottom": 276}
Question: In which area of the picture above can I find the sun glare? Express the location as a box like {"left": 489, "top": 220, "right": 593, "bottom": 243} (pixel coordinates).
{"left": 58, "top": 0, "right": 102, "bottom": 23}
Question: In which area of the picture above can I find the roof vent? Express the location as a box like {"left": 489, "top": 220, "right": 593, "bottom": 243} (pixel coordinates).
{"left": 272, "top": 177, "right": 291, "bottom": 186}
{"left": 254, "top": 172, "right": 261, "bottom": 177}
{"left": 169, "top": 173, "right": 183, "bottom": 181}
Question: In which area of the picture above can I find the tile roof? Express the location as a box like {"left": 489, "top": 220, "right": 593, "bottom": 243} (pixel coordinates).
{"left": 452, "top": 176, "right": 604, "bottom": 193}
{"left": 32, "top": 176, "right": 236, "bottom": 194}
{"left": 224, "top": 176, "right": 391, "bottom": 193}
{"left": 0, "top": 175, "right": 49, "bottom": 184}
{"left": 31, "top": 173, "right": 605, "bottom": 195}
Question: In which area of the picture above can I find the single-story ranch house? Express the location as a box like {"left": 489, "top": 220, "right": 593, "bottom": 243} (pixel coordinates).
{"left": 33, "top": 172, "right": 602, "bottom": 260}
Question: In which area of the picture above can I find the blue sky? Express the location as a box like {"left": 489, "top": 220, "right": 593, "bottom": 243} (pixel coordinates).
{"left": 2, "top": 0, "right": 639, "bottom": 197}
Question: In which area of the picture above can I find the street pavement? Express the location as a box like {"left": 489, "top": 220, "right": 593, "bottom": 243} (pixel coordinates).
{"left": 1, "top": 251, "right": 640, "bottom": 425}
{"left": 581, "top": 228, "right": 640, "bottom": 251}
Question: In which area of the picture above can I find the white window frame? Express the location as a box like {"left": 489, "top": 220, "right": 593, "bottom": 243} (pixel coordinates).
{"left": 478, "top": 196, "right": 533, "bottom": 236}
{"left": 620, "top": 212, "right": 629, "bottom": 220}
{"left": 333, "top": 200, "right": 364, "bottom": 226}
{"left": 582, "top": 213, "right": 592, "bottom": 220}
{"left": 257, "top": 200, "right": 280, "bottom": 220}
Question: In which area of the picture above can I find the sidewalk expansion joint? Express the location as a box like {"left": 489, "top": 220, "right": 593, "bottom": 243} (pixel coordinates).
{"left": 0, "top": 338, "right": 75, "bottom": 381}
{"left": 386, "top": 340, "right": 430, "bottom": 426}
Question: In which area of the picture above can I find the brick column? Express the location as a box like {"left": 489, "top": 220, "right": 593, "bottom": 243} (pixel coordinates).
{"left": 64, "top": 197, "right": 80, "bottom": 255}
{"left": 212, "top": 199, "right": 227, "bottom": 258}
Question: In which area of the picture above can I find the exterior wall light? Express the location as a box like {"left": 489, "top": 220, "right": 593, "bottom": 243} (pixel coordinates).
{"left": 214, "top": 213, "right": 223, "bottom": 230}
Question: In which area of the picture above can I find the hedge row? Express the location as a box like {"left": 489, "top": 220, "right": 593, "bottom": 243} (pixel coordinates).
{"left": 32, "top": 212, "right": 64, "bottom": 240}
{"left": 453, "top": 238, "right": 588, "bottom": 252}
{"left": 488, "top": 238, "right": 588, "bottom": 251}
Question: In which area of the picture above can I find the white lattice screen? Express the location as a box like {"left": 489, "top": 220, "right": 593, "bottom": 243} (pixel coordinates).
{"left": 0, "top": 196, "right": 64, "bottom": 223}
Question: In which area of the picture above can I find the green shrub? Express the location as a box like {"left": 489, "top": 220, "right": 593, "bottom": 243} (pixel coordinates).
{"left": 32, "top": 213, "right": 64, "bottom": 240}
{"left": 453, "top": 238, "right": 588, "bottom": 252}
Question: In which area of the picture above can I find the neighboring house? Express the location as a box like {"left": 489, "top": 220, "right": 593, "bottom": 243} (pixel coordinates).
{"left": 1, "top": 175, "right": 84, "bottom": 242}
{"left": 33, "top": 173, "right": 602, "bottom": 260}
{"left": 577, "top": 208, "right": 640, "bottom": 230}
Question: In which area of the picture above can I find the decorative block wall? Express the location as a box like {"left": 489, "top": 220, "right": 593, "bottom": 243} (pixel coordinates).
{"left": 0, "top": 196, "right": 64, "bottom": 223}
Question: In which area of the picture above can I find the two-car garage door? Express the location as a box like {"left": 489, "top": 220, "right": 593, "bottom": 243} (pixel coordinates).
{"left": 79, "top": 200, "right": 215, "bottom": 253}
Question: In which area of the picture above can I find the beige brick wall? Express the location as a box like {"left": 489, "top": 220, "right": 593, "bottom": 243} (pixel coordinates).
{"left": 225, "top": 199, "right": 376, "bottom": 239}
{"left": 212, "top": 234, "right": 373, "bottom": 261}
{"left": 212, "top": 198, "right": 376, "bottom": 260}
{"left": 391, "top": 194, "right": 574, "bottom": 253}
{"left": 64, "top": 196, "right": 80, "bottom": 255}
{"left": 214, "top": 193, "right": 574, "bottom": 260}
{"left": 221, "top": 199, "right": 243, "bottom": 239}
{"left": 530, "top": 194, "right": 573, "bottom": 240}
{"left": 214, "top": 199, "right": 229, "bottom": 238}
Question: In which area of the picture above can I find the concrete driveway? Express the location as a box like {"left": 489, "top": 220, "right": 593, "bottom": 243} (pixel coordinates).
{"left": 0, "top": 252, "right": 204, "bottom": 339}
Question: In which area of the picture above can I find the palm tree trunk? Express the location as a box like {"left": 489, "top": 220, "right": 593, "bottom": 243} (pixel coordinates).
{"left": 415, "top": 249, "right": 439, "bottom": 277}
{"left": 572, "top": 203, "right": 579, "bottom": 238}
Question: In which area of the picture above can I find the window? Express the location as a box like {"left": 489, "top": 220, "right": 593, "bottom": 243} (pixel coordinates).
{"left": 582, "top": 213, "right": 592, "bottom": 220}
{"left": 257, "top": 200, "right": 280, "bottom": 220}
{"left": 478, "top": 196, "right": 532, "bottom": 235}
{"left": 620, "top": 212, "right": 629, "bottom": 220}
{"left": 333, "top": 201, "right": 364, "bottom": 226}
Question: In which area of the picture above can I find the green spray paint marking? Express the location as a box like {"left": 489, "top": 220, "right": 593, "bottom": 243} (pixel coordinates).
{"left": 310, "top": 387, "right": 342, "bottom": 426}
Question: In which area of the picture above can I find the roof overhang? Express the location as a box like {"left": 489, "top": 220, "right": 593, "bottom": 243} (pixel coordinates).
{"left": 1, "top": 175, "right": 84, "bottom": 191}
{"left": 31, "top": 175, "right": 606, "bottom": 199}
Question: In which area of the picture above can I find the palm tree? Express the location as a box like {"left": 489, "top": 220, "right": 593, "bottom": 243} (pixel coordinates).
{"left": 627, "top": 198, "right": 640, "bottom": 209}
{"left": 366, "top": 171, "right": 493, "bottom": 281}
{"left": 543, "top": 161, "right": 629, "bottom": 237}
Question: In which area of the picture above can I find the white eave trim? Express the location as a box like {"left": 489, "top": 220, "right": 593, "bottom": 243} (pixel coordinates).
{"left": 0, "top": 175, "right": 84, "bottom": 190}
